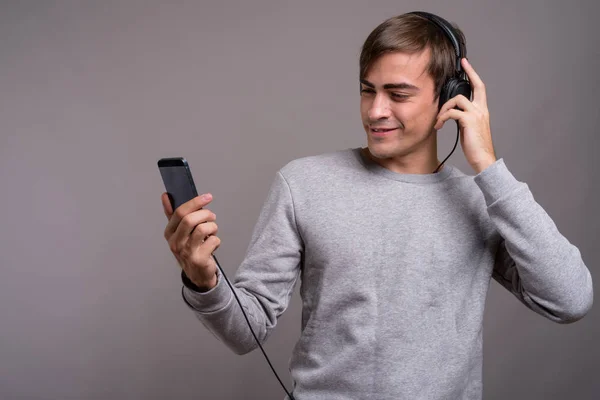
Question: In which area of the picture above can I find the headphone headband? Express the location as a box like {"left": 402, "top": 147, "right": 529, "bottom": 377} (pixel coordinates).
{"left": 408, "top": 11, "right": 466, "bottom": 78}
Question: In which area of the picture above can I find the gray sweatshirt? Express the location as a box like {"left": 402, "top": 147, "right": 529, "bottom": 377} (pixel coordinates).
{"left": 181, "top": 147, "right": 593, "bottom": 400}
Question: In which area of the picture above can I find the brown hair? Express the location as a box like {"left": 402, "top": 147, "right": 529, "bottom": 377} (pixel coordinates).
{"left": 359, "top": 13, "right": 466, "bottom": 102}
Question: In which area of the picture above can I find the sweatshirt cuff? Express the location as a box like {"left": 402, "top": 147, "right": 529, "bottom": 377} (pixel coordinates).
{"left": 181, "top": 269, "right": 233, "bottom": 313}
{"left": 473, "top": 158, "right": 522, "bottom": 206}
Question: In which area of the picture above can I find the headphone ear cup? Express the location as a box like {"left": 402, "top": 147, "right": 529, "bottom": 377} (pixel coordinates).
{"left": 439, "top": 78, "right": 472, "bottom": 110}
{"left": 452, "top": 79, "right": 472, "bottom": 101}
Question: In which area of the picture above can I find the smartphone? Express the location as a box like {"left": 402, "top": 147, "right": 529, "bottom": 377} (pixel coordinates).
{"left": 157, "top": 157, "right": 198, "bottom": 212}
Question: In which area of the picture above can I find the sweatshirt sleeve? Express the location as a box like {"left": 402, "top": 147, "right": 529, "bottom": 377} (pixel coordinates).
{"left": 180, "top": 171, "right": 304, "bottom": 354}
{"left": 473, "top": 158, "right": 593, "bottom": 324}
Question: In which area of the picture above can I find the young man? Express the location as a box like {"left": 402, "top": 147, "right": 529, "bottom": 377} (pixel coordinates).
{"left": 161, "top": 12, "right": 593, "bottom": 400}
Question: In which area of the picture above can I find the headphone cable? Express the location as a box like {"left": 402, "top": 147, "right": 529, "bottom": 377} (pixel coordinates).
{"left": 433, "top": 120, "right": 460, "bottom": 174}
{"left": 210, "top": 254, "right": 296, "bottom": 400}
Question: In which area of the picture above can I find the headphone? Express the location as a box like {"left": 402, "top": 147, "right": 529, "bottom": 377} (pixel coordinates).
{"left": 408, "top": 11, "right": 472, "bottom": 111}
{"left": 407, "top": 11, "right": 472, "bottom": 173}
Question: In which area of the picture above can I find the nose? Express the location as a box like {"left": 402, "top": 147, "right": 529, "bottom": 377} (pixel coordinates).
{"left": 368, "top": 93, "right": 392, "bottom": 121}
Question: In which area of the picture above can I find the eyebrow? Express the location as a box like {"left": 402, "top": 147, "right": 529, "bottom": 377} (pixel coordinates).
{"left": 360, "top": 79, "right": 420, "bottom": 92}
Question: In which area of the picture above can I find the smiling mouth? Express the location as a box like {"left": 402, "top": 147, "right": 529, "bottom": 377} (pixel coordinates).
{"left": 370, "top": 127, "right": 398, "bottom": 136}
{"left": 371, "top": 128, "right": 397, "bottom": 132}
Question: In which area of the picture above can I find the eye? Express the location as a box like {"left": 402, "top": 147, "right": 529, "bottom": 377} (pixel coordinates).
{"left": 360, "top": 88, "right": 375, "bottom": 95}
{"left": 391, "top": 93, "right": 410, "bottom": 100}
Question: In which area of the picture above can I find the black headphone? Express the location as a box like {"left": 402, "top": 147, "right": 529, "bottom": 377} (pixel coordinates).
{"left": 407, "top": 11, "right": 472, "bottom": 173}
{"left": 408, "top": 11, "right": 472, "bottom": 111}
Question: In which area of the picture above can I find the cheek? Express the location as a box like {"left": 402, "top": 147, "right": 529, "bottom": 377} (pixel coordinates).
{"left": 361, "top": 110, "right": 380, "bottom": 128}
{"left": 359, "top": 98, "right": 370, "bottom": 119}
{"left": 388, "top": 105, "right": 413, "bottom": 125}
{"left": 406, "top": 102, "right": 437, "bottom": 128}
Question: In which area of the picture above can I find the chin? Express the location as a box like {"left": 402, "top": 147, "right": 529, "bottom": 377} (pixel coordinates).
{"left": 366, "top": 127, "right": 435, "bottom": 160}
{"left": 366, "top": 142, "right": 405, "bottom": 160}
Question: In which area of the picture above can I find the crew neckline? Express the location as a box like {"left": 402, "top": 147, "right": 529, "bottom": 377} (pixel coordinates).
{"left": 352, "top": 147, "right": 455, "bottom": 184}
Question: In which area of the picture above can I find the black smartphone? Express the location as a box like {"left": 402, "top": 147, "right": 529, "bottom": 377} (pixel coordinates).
{"left": 157, "top": 157, "right": 198, "bottom": 212}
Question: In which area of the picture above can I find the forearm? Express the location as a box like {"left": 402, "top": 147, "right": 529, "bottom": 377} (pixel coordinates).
{"left": 476, "top": 159, "right": 593, "bottom": 322}
{"left": 181, "top": 269, "right": 271, "bottom": 355}
{"left": 180, "top": 170, "right": 303, "bottom": 350}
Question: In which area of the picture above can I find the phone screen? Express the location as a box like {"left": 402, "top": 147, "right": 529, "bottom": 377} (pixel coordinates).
{"left": 158, "top": 158, "right": 198, "bottom": 211}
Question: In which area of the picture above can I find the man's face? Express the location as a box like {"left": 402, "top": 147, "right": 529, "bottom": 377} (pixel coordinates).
{"left": 360, "top": 49, "right": 439, "bottom": 165}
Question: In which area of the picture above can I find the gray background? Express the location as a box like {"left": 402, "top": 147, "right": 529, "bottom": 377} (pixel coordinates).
{"left": 0, "top": 0, "right": 598, "bottom": 399}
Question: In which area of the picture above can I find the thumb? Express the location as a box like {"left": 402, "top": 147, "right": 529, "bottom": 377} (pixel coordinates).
{"left": 161, "top": 192, "right": 174, "bottom": 219}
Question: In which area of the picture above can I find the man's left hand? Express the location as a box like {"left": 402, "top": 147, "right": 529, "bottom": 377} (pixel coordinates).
{"left": 434, "top": 58, "right": 497, "bottom": 174}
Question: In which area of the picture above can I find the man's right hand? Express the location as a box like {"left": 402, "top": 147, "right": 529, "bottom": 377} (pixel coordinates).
{"left": 161, "top": 192, "right": 221, "bottom": 291}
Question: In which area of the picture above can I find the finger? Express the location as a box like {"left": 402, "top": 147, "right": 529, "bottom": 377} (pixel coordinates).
{"left": 179, "top": 234, "right": 220, "bottom": 279}
{"left": 161, "top": 192, "right": 173, "bottom": 219}
{"left": 435, "top": 108, "right": 464, "bottom": 130}
{"left": 461, "top": 58, "right": 487, "bottom": 108}
{"left": 437, "top": 95, "right": 473, "bottom": 119}
{"left": 165, "top": 194, "right": 214, "bottom": 237}
{"left": 189, "top": 222, "right": 219, "bottom": 249}
{"left": 182, "top": 235, "right": 222, "bottom": 272}
{"left": 171, "top": 209, "right": 216, "bottom": 250}
{"left": 197, "top": 235, "right": 222, "bottom": 260}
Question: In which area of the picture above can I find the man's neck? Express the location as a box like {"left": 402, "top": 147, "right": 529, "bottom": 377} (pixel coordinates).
{"left": 361, "top": 147, "right": 443, "bottom": 175}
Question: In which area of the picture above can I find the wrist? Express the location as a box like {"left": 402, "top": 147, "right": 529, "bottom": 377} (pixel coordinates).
{"left": 473, "top": 157, "right": 496, "bottom": 174}
{"left": 182, "top": 270, "right": 218, "bottom": 292}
